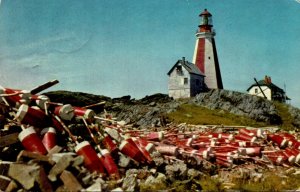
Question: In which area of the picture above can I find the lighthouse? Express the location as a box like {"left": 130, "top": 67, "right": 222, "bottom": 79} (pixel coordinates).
{"left": 192, "top": 9, "right": 223, "bottom": 89}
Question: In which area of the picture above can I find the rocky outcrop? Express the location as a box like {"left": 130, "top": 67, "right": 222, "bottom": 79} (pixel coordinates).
{"left": 112, "top": 99, "right": 182, "bottom": 128}
{"left": 44, "top": 89, "right": 300, "bottom": 128}
{"left": 191, "top": 89, "right": 282, "bottom": 124}
{"left": 289, "top": 106, "right": 300, "bottom": 128}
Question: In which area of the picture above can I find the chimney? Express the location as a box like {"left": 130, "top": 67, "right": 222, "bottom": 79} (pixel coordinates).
{"left": 264, "top": 75, "right": 272, "bottom": 84}
{"left": 182, "top": 57, "right": 185, "bottom": 64}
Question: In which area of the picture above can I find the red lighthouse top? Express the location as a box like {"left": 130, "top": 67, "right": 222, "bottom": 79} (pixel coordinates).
{"left": 198, "top": 9, "right": 213, "bottom": 32}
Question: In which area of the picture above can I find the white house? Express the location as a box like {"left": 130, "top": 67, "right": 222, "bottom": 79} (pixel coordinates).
{"left": 167, "top": 57, "right": 207, "bottom": 99}
{"left": 247, "top": 76, "right": 290, "bottom": 103}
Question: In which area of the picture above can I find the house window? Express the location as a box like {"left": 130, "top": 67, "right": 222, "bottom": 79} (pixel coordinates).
{"left": 254, "top": 88, "right": 258, "bottom": 93}
{"left": 184, "top": 78, "right": 188, "bottom": 85}
{"left": 176, "top": 66, "right": 183, "bottom": 75}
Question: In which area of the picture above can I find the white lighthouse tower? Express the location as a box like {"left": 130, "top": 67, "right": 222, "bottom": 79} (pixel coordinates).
{"left": 192, "top": 9, "right": 223, "bottom": 89}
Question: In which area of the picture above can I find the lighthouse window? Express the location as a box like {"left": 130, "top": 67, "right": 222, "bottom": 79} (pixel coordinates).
{"left": 208, "top": 56, "right": 211, "bottom": 60}
{"left": 183, "top": 78, "right": 188, "bottom": 85}
{"left": 202, "top": 16, "right": 208, "bottom": 25}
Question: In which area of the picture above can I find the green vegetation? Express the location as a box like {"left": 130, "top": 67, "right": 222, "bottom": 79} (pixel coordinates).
{"left": 198, "top": 175, "right": 224, "bottom": 192}
{"left": 140, "top": 181, "right": 167, "bottom": 191}
{"left": 231, "top": 171, "right": 300, "bottom": 192}
{"left": 167, "top": 104, "right": 269, "bottom": 127}
{"left": 274, "top": 101, "right": 295, "bottom": 131}
{"left": 139, "top": 173, "right": 300, "bottom": 192}
{"left": 166, "top": 103, "right": 299, "bottom": 130}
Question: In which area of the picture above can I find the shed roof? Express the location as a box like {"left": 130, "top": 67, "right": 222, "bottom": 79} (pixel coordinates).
{"left": 246, "top": 79, "right": 284, "bottom": 92}
{"left": 167, "top": 59, "right": 205, "bottom": 76}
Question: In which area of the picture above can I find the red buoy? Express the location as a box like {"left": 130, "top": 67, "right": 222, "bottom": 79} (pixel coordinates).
{"left": 75, "top": 141, "right": 105, "bottom": 174}
{"left": 15, "top": 104, "right": 48, "bottom": 128}
{"left": 18, "top": 127, "right": 47, "bottom": 155}
{"left": 54, "top": 104, "right": 74, "bottom": 121}
{"left": 98, "top": 149, "right": 120, "bottom": 179}
{"left": 41, "top": 127, "right": 57, "bottom": 151}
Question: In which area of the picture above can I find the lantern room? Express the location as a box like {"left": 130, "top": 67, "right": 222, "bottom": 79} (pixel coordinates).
{"left": 199, "top": 9, "right": 213, "bottom": 32}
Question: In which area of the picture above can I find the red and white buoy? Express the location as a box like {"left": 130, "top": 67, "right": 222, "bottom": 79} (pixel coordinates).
{"left": 267, "top": 134, "right": 288, "bottom": 148}
{"left": 216, "top": 156, "right": 233, "bottom": 167}
{"left": 133, "top": 137, "right": 155, "bottom": 154}
{"left": 155, "top": 145, "right": 179, "bottom": 157}
{"left": 234, "top": 134, "right": 257, "bottom": 143}
{"left": 53, "top": 104, "right": 74, "bottom": 121}
{"left": 197, "top": 147, "right": 211, "bottom": 160}
{"left": 207, "top": 133, "right": 233, "bottom": 141}
{"left": 131, "top": 137, "right": 153, "bottom": 163}
{"left": 287, "top": 139, "right": 299, "bottom": 148}
{"left": 229, "top": 141, "right": 257, "bottom": 148}
{"left": 292, "top": 149, "right": 300, "bottom": 164}
{"left": 176, "top": 138, "right": 194, "bottom": 147}
{"left": 41, "top": 127, "right": 57, "bottom": 151}
{"left": 18, "top": 126, "right": 47, "bottom": 155}
{"left": 50, "top": 115, "right": 65, "bottom": 132}
{"left": 280, "top": 133, "right": 296, "bottom": 140}
{"left": 101, "top": 133, "right": 119, "bottom": 157}
{"left": 239, "top": 128, "right": 264, "bottom": 138}
{"left": 119, "top": 140, "right": 145, "bottom": 163}
{"left": 213, "top": 151, "right": 234, "bottom": 161}
{"left": 73, "top": 107, "right": 96, "bottom": 122}
{"left": 0, "top": 88, "right": 31, "bottom": 107}
{"left": 98, "top": 149, "right": 120, "bottom": 179}
{"left": 30, "top": 95, "right": 50, "bottom": 110}
{"left": 292, "top": 142, "right": 300, "bottom": 150}
{"left": 75, "top": 141, "right": 105, "bottom": 174}
{"left": 283, "top": 148, "right": 300, "bottom": 164}
{"left": 262, "top": 151, "right": 285, "bottom": 165}
{"left": 144, "top": 131, "right": 164, "bottom": 141}
{"left": 15, "top": 104, "right": 48, "bottom": 128}
{"left": 238, "top": 147, "right": 261, "bottom": 157}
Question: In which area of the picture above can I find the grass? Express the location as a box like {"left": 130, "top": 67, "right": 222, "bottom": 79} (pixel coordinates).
{"left": 274, "top": 101, "right": 295, "bottom": 131}
{"left": 198, "top": 175, "right": 224, "bottom": 192}
{"left": 231, "top": 171, "right": 300, "bottom": 191}
{"left": 139, "top": 172, "right": 300, "bottom": 192}
{"left": 167, "top": 104, "right": 269, "bottom": 127}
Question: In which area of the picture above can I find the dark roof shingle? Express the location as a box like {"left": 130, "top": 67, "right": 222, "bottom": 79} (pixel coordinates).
{"left": 167, "top": 59, "right": 205, "bottom": 76}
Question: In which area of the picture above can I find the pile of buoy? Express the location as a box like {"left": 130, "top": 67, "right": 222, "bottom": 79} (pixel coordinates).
{"left": 1, "top": 81, "right": 300, "bottom": 186}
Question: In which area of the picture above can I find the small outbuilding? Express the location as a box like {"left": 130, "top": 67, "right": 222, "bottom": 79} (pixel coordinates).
{"left": 167, "top": 57, "right": 207, "bottom": 99}
{"left": 247, "top": 76, "right": 290, "bottom": 103}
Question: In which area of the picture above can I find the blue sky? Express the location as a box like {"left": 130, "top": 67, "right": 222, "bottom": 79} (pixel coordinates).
{"left": 0, "top": 0, "right": 300, "bottom": 107}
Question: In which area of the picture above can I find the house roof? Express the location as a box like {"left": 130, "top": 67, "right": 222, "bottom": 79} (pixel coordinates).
{"left": 246, "top": 79, "right": 284, "bottom": 92}
{"left": 167, "top": 59, "right": 205, "bottom": 76}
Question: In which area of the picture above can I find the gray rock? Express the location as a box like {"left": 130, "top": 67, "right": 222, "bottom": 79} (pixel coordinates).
{"left": 192, "top": 89, "right": 282, "bottom": 124}
{"left": 85, "top": 182, "right": 102, "bottom": 192}
{"left": 122, "top": 171, "right": 138, "bottom": 191}
{"left": 144, "top": 173, "right": 167, "bottom": 186}
{"left": 144, "top": 175, "right": 156, "bottom": 186}
{"left": 165, "top": 162, "right": 188, "bottom": 181}
{"left": 289, "top": 106, "right": 300, "bottom": 128}
{"left": 151, "top": 151, "right": 164, "bottom": 166}
{"left": 8, "top": 163, "right": 39, "bottom": 190}
{"left": 118, "top": 153, "right": 131, "bottom": 168}
{"left": 187, "top": 169, "right": 202, "bottom": 179}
